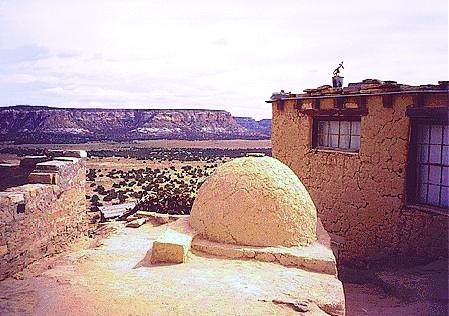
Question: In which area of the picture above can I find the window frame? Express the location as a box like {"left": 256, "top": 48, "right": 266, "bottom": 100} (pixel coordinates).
{"left": 406, "top": 117, "right": 449, "bottom": 212}
{"left": 312, "top": 116, "right": 362, "bottom": 153}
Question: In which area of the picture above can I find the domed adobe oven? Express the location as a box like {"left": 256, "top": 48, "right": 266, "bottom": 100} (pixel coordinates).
{"left": 189, "top": 156, "right": 317, "bottom": 247}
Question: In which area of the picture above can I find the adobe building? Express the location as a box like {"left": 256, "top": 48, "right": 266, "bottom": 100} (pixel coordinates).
{"left": 267, "top": 79, "right": 448, "bottom": 265}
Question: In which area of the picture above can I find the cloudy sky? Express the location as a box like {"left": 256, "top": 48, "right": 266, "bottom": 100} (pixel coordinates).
{"left": 0, "top": 1, "right": 447, "bottom": 119}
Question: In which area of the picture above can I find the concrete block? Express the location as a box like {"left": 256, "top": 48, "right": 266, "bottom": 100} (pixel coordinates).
{"left": 150, "top": 228, "right": 192, "bottom": 264}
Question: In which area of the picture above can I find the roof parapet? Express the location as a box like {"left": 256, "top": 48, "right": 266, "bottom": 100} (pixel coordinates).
{"left": 267, "top": 79, "right": 449, "bottom": 102}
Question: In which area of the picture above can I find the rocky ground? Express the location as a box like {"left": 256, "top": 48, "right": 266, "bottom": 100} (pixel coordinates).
{"left": 0, "top": 220, "right": 446, "bottom": 316}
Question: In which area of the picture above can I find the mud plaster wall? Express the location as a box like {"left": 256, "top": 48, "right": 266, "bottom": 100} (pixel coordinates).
{"left": 272, "top": 94, "right": 448, "bottom": 265}
{"left": 0, "top": 158, "right": 88, "bottom": 280}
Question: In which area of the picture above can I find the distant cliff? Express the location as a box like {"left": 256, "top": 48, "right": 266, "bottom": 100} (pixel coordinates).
{"left": 0, "top": 106, "right": 271, "bottom": 143}
{"left": 234, "top": 117, "right": 272, "bottom": 136}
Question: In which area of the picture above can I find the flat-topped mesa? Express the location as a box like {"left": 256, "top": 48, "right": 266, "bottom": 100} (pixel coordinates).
{"left": 0, "top": 150, "right": 89, "bottom": 280}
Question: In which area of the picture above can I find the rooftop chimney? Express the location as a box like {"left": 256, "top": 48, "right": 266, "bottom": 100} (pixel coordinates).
{"left": 332, "top": 61, "right": 344, "bottom": 88}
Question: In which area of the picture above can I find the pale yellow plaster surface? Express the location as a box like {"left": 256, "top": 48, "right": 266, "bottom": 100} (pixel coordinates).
{"left": 190, "top": 156, "right": 317, "bottom": 247}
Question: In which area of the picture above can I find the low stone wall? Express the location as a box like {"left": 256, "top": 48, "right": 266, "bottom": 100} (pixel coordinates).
{"left": 0, "top": 151, "right": 88, "bottom": 280}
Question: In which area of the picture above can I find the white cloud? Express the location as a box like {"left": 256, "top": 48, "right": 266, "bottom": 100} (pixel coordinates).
{"left": 0, "top": 0, "right": 447, "bottom": 119}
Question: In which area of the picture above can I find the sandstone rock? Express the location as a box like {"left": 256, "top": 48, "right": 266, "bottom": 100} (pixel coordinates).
{"left": 0, "top": 107, "right": 267, "bottom": 142}
{"left": 245, "top": 152, "right": 265, "bottom": 157}
{"left": 135, "top": 211, "right": 187, "bottom": 225}
{"left": 135, "top": 211, "right": 154, "bottom": 218}
{"left": 19, "top": 156, "right": 50, "bottom": 168}
{"left": 28, "top": 172, "right": 59, "bottom": 185}
{"left": 1, "top": 156, "right": 88, "bottom": 280}
{"left": 35, "top": 160, "right": 74, "bottom": 172}
{"left": 63, "top": 150, "right": 87, "bottom": 158}
{"left": 126, "top": 215, "right": 138, "bottom": 222}
{"left": 0, "top": 245, "right": 8, "bottom": 257}
{"left": 316, "top": 85, "right": 333, "bottom": 91}
{"left": 190, "top": 156, "right": 317, "bottom": 247}
{"left": 53, "top": 157, "right": 80, "bottom": 163}
{"left": 362, "top": 79, "right": 383, "bottom": 84}
{"left": 150, "top": 228, "right": 192, "bottom": 264}
{"left": 126, "top": 218, "right": 146, "bottom": 228}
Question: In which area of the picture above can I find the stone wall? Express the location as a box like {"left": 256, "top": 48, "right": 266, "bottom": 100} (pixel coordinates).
{"left": 0, "top": 151, "right": 88, "bottom": 280}
{"left": 271, "top": 84, "right": 448, "bottom": 265}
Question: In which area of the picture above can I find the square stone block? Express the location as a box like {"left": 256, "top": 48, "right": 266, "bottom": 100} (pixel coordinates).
{"left": 150, "top": 228, "right": 192, "bottom": 264}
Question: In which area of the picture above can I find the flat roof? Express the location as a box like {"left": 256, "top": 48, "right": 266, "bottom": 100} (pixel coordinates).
{"left": 266, "top": 79, "right": 449, "bottom": 103}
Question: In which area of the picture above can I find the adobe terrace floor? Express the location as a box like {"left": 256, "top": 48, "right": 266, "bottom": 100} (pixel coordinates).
{"left": 0, "top": 222, "right": 344, "bottom": 315}
{"left": 0, "top": 221, "right": 446, "bottom": 315}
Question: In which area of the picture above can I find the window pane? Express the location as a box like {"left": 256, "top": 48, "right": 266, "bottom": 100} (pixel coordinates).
{"left": 442, "top": 167, "right": 448, "bottom": 186}
{"left": 351, "top": 121, "right": 361, "bottom": 136}
{"left": 314, "top": 119, "right": 361, "bottom": 151}
{"left": 429, "top": 145, "right": 442, "bottom": 164}
{"left": 418, "top": 183, "right": 428, "bottom": 203}
{"left": 443, "top": 125, "right": 449, "bottom": 145}
{"left": 318, "top": 121, "right": 329, "bottom": 134}
{"left": 430, "top": 125, "right": 443, "bottom": 144}
{"left": 330, "top": 134, "right": 339, "bottom": 147}
{"left": 340, "top": 135, "right": 350, "bottom": 149}
{"left": 350, "top": 135, "right": 360, "bottom": 150}
{"left": 419, "top": 165, "right": 429, "bottom": 184}
{"left": 340, "top": 121, "right": 350, "bottom": 135}
{"left": 443, "top": 145, "right": 448, "bottom": 165}
{"left": 428, "top": 185, "right": 440, "bottom": 206}
{"left": 418, "top": 144, "right": 429, "bottom": 163}
{"left": 329, "top": 121, "right": 339, "bottom": 134}
{"left": 440, "top": 186, "right": 449, "bottom": 208}
{"left": 418, "top": 125, "right": 430, "bottom": 144}
{"left": 429, "top": 166, "right": 441, "bottom": 185}
{"left": 412, "top": 123, "right": 449, "bottom": 209}
{"left": 318, "top": 133, "right": 328, "bottom": 147}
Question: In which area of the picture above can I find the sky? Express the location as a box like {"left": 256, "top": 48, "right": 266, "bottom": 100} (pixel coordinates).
{"left": 0, "top": 1, "right": 447, "bottom": 119}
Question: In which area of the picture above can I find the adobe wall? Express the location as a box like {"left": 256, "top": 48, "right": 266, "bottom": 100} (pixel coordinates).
{"left": 272, "top": 92, "right": 448, "bottom": 265}
{"left": 0, "top": 151, "right": 89, "bottom": 280}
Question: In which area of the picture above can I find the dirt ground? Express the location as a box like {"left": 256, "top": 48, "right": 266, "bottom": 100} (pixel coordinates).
{"left": 344, "top": 283, "right": 447, "bottom": 315}
{"left": 0, "top": 139, "right": 272, "bottom": 151}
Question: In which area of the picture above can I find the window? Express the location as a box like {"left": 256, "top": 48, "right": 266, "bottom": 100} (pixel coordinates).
{"left": 411, "top": 123, "right": 448, "bottom": 210}
{"left": 313, "top": 119, "right": 361, "bottom": 151}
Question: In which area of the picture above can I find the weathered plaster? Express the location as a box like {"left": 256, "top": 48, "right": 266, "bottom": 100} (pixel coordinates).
{"left": 272, "top": 92, "right": 448, "bottom": 265}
